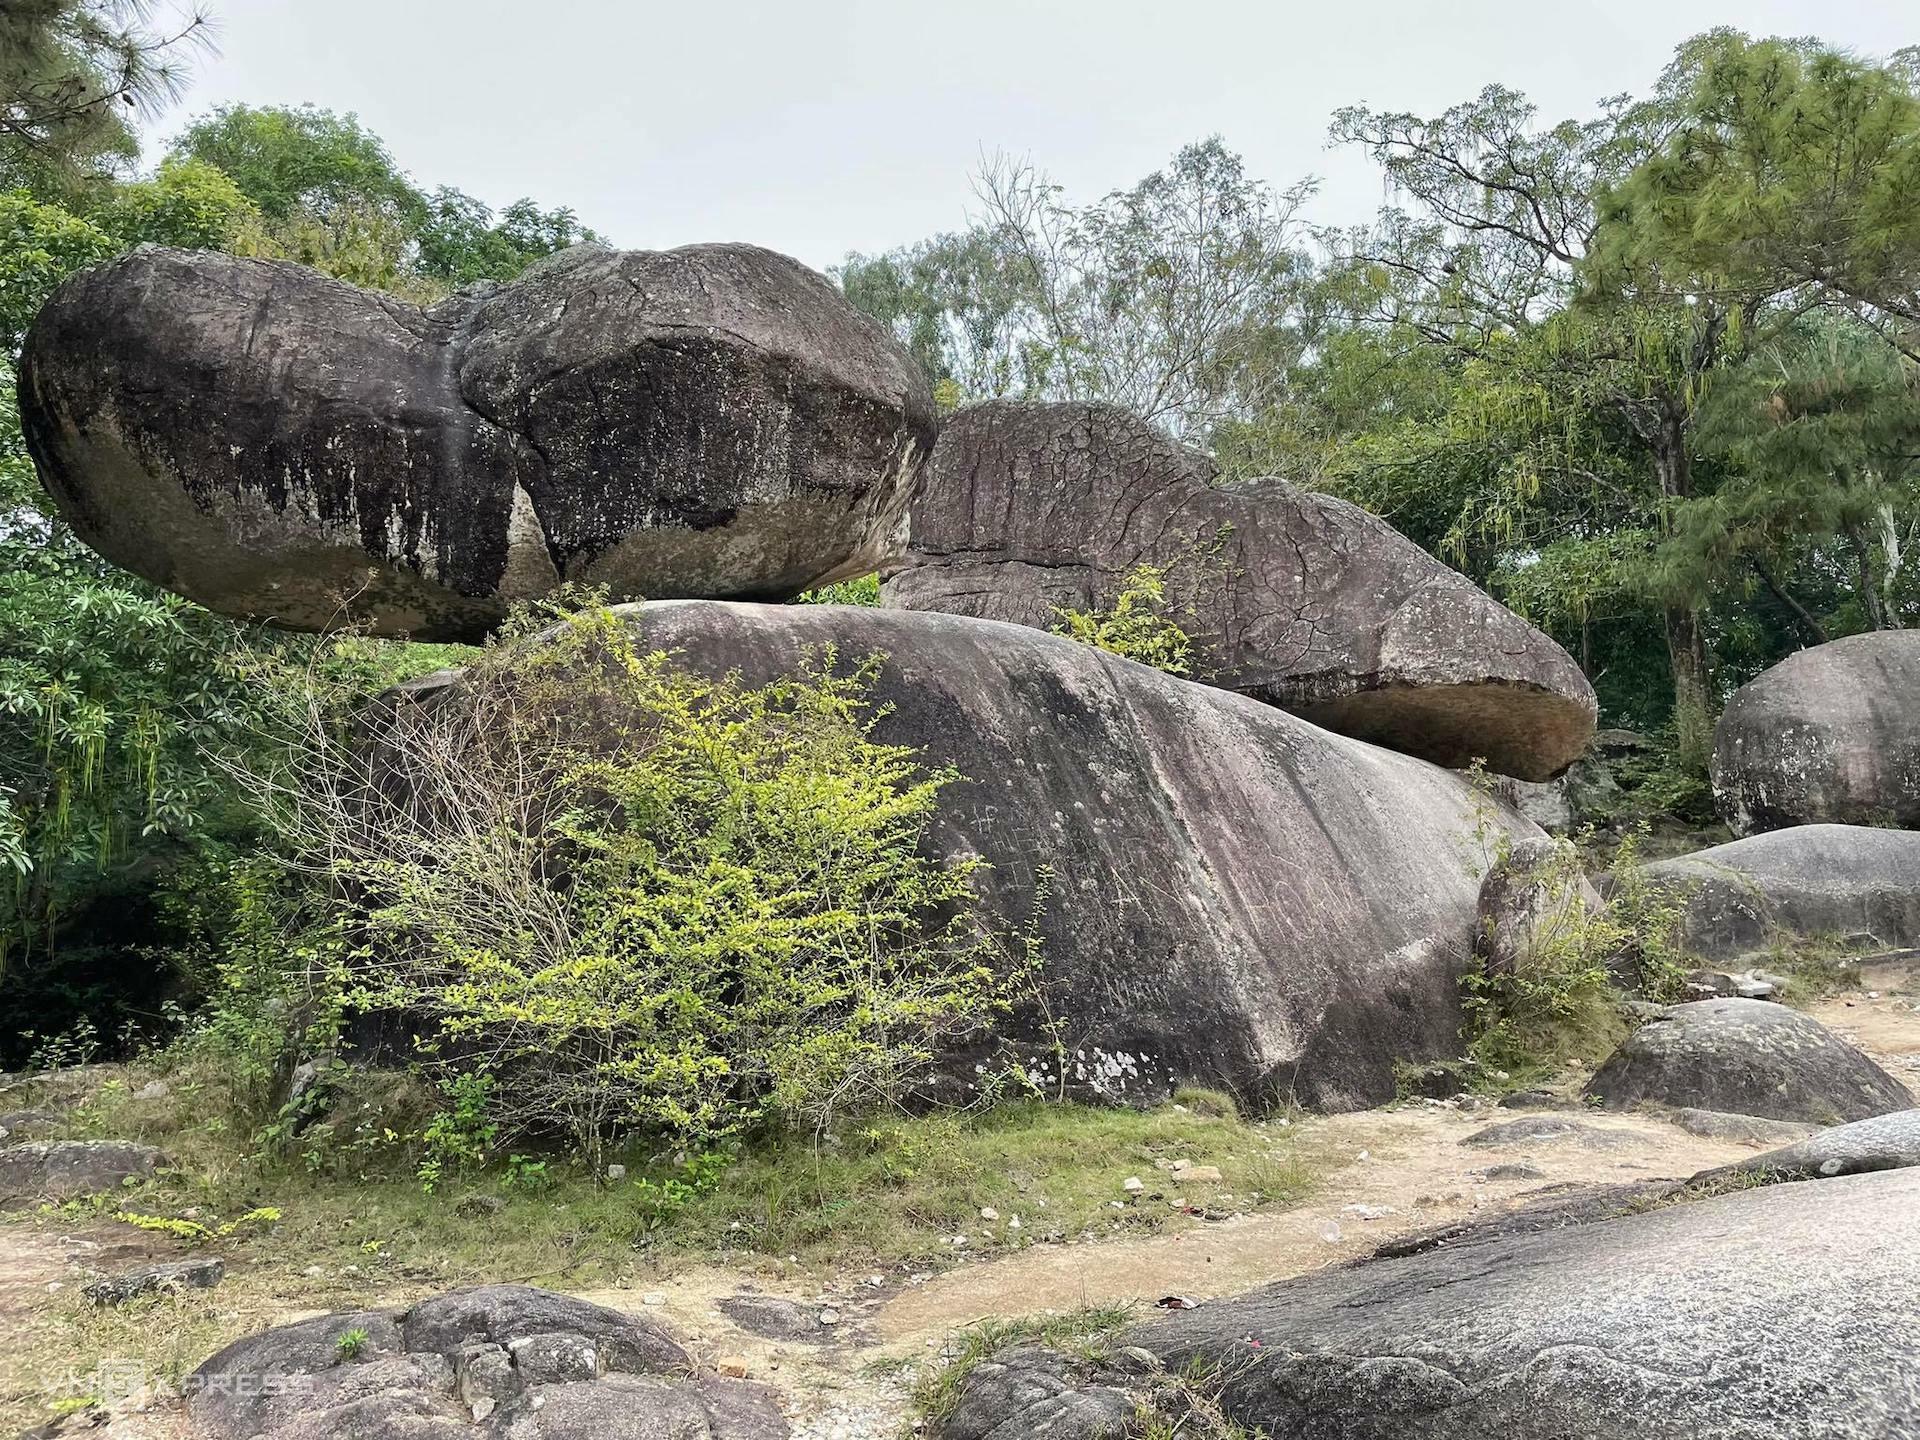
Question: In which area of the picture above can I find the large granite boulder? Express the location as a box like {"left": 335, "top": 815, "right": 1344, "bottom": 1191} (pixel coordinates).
{"left": 882, "top": 401, "right": 1596, "bottom": 780}
{"left": 939, "top": 1168, "right": 1920, "bottom": 1439}
{"left": 1635, "top": 824, "right": 1920, "bottom": 962}
{"left": 189, "top": 1284, "right": 782, "bottom": 1439}
{"left": 399, "top": 601, "right": 1539, "bottom": 1111}
{"left": 21, "top": 244, "right": 935, "bottom": 639}
{"left": 1588, "top": 998, "right": 1911, "bottom": 1125}
{"left": 1712, "top": 631, "right": 1920, "bottom": 834}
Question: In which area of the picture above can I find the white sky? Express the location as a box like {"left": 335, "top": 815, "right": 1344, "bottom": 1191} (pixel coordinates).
{"left": 147, "top": 0, "right": 1914, "bottom": 272}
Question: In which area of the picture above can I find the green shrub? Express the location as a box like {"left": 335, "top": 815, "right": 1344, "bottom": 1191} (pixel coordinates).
{"left": 797, "top": 573, "right": 881, "bottom": 606}
{"left": 265, "top": 603, "right": 1000, "bottom": 1164}
{"left": 1464, "top": 832, "right": 1693, "bottom": 1081}
{"left": 1052, "top": 565, "right": 1193, "bottom": 675}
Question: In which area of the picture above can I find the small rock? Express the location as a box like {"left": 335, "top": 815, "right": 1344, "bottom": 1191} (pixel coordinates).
{"left": 605, "top": 1164, "right": 627, "bottom": 1182}
{"left": 1342, "top": 1204, "right": 1396, "bottom": 1221}
{"left": 640, "top": 1291, "right": 667, "bottom": 1306}
{"left": 131, "top": 1080, "right": 170, "bottom": 1102}
{"left": 82, "top": 1258, "right": 223, "bottom": 1306}
{"left": 1122, "top": 1177, "right": 1145, "bottom": 1194}
{"left": 979, "top": 1206, "right": 999, "bottom": 1221}
{"left": 715, "top": 1355, "right": 750, "bottom": 1379}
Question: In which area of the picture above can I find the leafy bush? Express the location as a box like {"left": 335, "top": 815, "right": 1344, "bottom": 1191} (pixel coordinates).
{"left": 797, "top": 573, "right": 881, "bottom": 606}
{"left": 260, "top": 603, "right": 1000, "bottom": 1163}
{"left": 1051, "top": 565, "right": 1193, "bottom": 674}
{"left": 1464, "top": 832, "right": 1692, "bottom": 1080}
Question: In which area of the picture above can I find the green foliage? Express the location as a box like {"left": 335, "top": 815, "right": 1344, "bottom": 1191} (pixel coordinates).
{"left": 414, "top": 188, "right": 598, "bottom": 287}
{"left": 797, "top": 573, "right": 882, "bottom": 606}
{"left": 265, "top": 604, "right": 1000, "bottom": 1157}
{"left": 333, "top": 1327, "right": 371, "bottom": 1361}
{"left": 111, "top": 1205, "right": 280, "bottom": 1245}
{"left": 1051, "top": 565, "right": 1194, "bottom": 675}
{"left": 170, "top": 104, "right": 423, "bottom": 227}
{"left": 1464, "top": 834, "right": 1691, "bottom": 1082}
{"left": 0, "top": 1, "right": 211, "bottom": 192}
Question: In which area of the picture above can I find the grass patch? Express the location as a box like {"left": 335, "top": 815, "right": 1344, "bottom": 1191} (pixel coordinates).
{"left": 0, "top": 1065, "right": 1323, "bottom": 1433}
{"left": 1755, "top": 934, "right": 1868, "bottom": 1005}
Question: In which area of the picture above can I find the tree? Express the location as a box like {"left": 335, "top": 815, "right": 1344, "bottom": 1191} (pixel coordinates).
{"left": 1325, "top": 51, "right": 1794, "bottom": 760}
{"left": 840, "top": 140, "right": 1314, "bottom": 440}
{"left": 0, "top": 0, "right": 211, "bottom": 191}
{"left": 414, "top": 188, "right": 598, "bottom": 287}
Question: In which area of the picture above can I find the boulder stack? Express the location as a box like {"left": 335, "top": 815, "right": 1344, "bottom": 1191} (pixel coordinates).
{"left": 21, "top": 244, "right": 935, "bottom": 639}
{"left": 884, "top": 401, "right": 1596, "bottom": 780}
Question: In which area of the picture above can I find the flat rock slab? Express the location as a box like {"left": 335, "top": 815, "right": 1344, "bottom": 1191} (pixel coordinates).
{"left": 1637, "top": 824, "right": 1920, "bottom": 963}
{"left": 0, "top": 1140, "right": 166, "bottom": 1201}
{"left": 189, "top": 1283, "right": 784, "bottom": 1440}
{"left": 398, "top": 601, "right": 1541, "bottom": 1111}
{"left": 1712, "top": 630, "right": 1920, "bottom": 834}
{"left": 83, "top": 1256, "right": 224, "bottom": 1305}
{"left": 1459, "top": 1117, "right": 1641, "bottom": 1151}
{"left": 1589, "top": 997, "right": 1912, "bottom": 1125}
{"left": 715, "top": 1294, "right": 837, "bottom": 1344}
{"left": 884, "top": 401, "right": 1595, "bottom": 780}
{"left": 940, "top": 1168, "right": 1920, "bottom": 1439}
{"left": 1669, "top": 1108, "right": 1818, "bottom": 1147}
{"left": 1691, "top": 1108, "right": 1920, "bottom": 1186}
{"left": 23, "top": 244, "right": 935, "bottom": 639}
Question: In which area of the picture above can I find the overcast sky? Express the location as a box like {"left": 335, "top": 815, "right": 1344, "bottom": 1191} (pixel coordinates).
{"left": 147, "top": 1, "right": 1913, "bottom": 272}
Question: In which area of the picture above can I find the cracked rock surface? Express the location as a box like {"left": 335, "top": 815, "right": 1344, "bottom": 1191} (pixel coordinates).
{"left": 394, "top": 600, "right": 1539, "bottom": 1111}
{"left": 188, "top": 1283, "right": 787, "bottom": 1439}
{"left": 883, "top": 401, "right": 1595, "bottom": 780}
{"left": 21, "top": 244, "right": 935, "bottom": 639}
{"left": 936, "top": 1168, "right": 1920, "bottom": 1439}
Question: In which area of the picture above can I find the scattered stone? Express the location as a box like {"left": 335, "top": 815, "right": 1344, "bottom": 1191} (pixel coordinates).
{"left": 1168, "top": 1163, "right": 1222, "bottom": 1183}
{"left": 978, "top": 1206, "right": 999, "bottom": 1221}
{"left": 1683, "top": 967, "right": 1792, "bottom": 1000}
{"left": 1712, "top": 630, "right": 1920, "bottom": 834}
{"left": 453, "top": 1193, "right": 506, "bottom": 1218}
{"left": 604, "top": 1164, "right": 626, "bottom": 1183}
{"left": 715, "top": 1355, "right": 751, "bottom": 1380}
{"left": 23, "top": 244, "right": 936, "bottom": 639}
{"left": 1123, "top": 1176, "right": 1145, "bottom": 1194}
{"left": 130, "top": 1079, "right": 169, "bottom": 1102}
{"left": 886, "top": 401, "right": 1596, "bottom": 779}
{"left": 0, "top": 1140, "right": 166, "bottom": 1201}
{"left": 397, "top": 600, "right": 1542, "bottom": 1112}
{"left": 1690, "top": 1108, "right": 1920, "bottom": 1187}
{"left": 1669, "top": 1108, "right": 1818, "bottom": 1147}
{"left": 1589, "top": 998, "right": 1912, "bottom": 1125}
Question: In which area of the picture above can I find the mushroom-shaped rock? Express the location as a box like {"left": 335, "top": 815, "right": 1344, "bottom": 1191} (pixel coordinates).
{"left": 882, "top": 401, "right": 1596, "bottom": 779}
{"left": 1588, "top": 998, "right": 1911, "bottom": 1125}
{"left": 21, "top": 244, "right": 936, "bottom": 639}
{"left": 395, "top": 601, "right": 1541, "bottom": 1110}
{"left": 1711, "top": 630, "right": 1920, "bottom": 834}
{"left": 1633, "top": 824, "right": 1920, "bottom": 963}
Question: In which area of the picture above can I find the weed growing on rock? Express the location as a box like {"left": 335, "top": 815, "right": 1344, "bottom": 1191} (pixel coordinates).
{"left": 1052, "top": 565, "right": 1194, "bottom": 675}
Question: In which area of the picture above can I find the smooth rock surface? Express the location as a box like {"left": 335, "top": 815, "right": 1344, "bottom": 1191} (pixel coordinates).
{"left": 397, "top": 601, "right": 1540, "bottom": 1111}
{"left": 940, "top": 1169, "right": 1920, "bottom": 1439}
{"left": 1588, "top": 997, "right": 1911, "bottom": 1124}
{"left": 22, "top": 244, "right": 935, "bottom": 639}
{"left": 883, "top": 401, "right": 1596, "bottom": 780}
{"left": 1635, "top": 825, "right": 1920, "bottom": 962}
{"left": 0, "top": 1140, "right": 165, "bottom": 1200}
{"left": 1712, "top": 630, "right": 1920, "bottom": 833}
{"left": 188, "top": 1284, "right": 783, "bottom": 1440}
{"left": 1691, "top": 1108, "right": 1920, "bottom": 1186}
